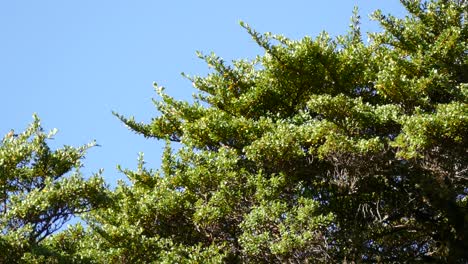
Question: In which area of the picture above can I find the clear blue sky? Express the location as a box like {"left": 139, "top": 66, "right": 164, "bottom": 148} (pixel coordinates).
{"left": 1, "top": 1, "right": 406, "bottom": 186}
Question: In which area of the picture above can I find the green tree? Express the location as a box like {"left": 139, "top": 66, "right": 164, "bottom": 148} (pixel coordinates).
{"left": 0, "top": 115, "right": 108, "bottom": 263}
{"left": 72, "top": 0, "right": 467, "bottom": 262}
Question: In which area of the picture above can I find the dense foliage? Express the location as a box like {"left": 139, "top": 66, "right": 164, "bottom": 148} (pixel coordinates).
{"left": 1, "top": 0, "right": 467, "bottom": 262}
{"left": 0, "top": 115, "right": 108, "bottom": 263}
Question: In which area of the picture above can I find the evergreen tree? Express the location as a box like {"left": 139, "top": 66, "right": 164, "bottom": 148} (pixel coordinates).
{"left": 0, "top": 115, "right": 108, "bottom": 263}
{"left": 24, "top": 0, "right": 468, "bottom": 262}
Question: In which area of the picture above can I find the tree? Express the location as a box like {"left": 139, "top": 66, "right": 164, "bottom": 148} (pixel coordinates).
{"left": 0, "top": 115, "right": 108, "bottom": 263}
{"left": 32, "top": 0, "right": 467, "bottom": 262}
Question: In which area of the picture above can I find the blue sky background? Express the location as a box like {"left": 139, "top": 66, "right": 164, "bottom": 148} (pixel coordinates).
{"left": 1, "top": 1, "right": 406, "bottom": 186}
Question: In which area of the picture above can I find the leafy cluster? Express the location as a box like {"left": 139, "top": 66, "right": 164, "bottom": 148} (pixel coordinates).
{"left": 0, "top": 115, "right": 108, "bottom": 263}
{"left": 2, "top": 0, "right": 467, "bottom": 263}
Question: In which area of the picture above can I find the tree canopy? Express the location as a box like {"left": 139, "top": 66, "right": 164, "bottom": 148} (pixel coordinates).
{"left": 1, "top": 0, "right": 467, "bottom": 263}
{"left": 0, "top": 115, "right": 108, "bottom": 263}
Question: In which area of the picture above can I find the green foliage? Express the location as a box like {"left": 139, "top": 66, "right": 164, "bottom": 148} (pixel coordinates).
{"left": 0, "top": 115, "right": 108, "bottom": 263}
{"left": 107, "top": 1, "right": 467, "bottom": 262}
{"left": 3, "top": 0, "right": 467, "bottom": 263}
